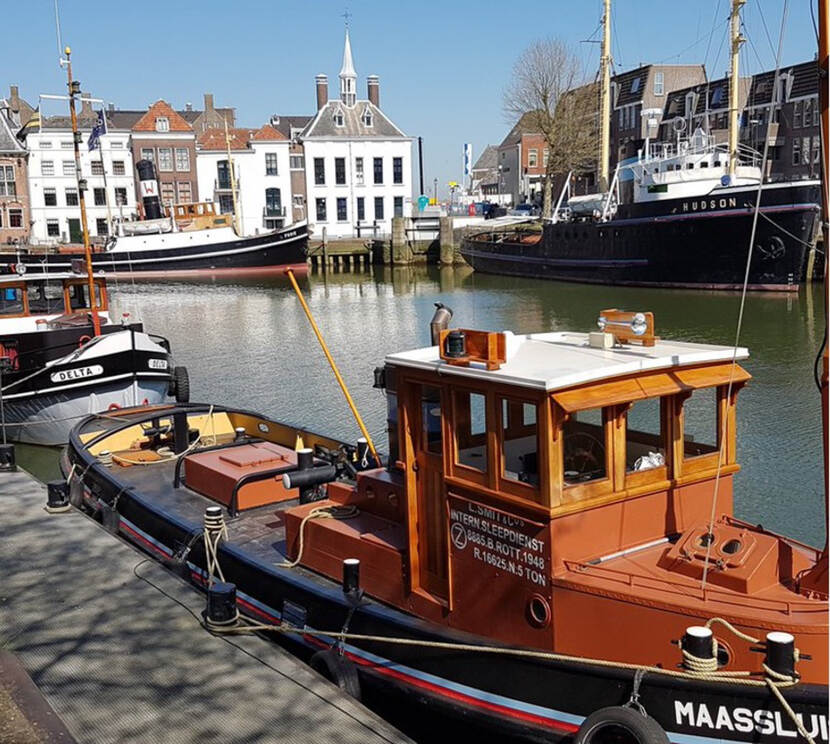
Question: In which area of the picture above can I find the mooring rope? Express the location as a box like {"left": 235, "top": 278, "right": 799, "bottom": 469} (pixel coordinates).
{"left": 276, "top": 505, "right": 359, "bottom": 569}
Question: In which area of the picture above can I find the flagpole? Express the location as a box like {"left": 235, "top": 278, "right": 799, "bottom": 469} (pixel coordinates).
{"left": 64, "top": 46, "right": 100, "bottom": 337}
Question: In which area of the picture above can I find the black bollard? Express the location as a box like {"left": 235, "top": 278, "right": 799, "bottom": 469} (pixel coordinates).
{"left": 765, "top": 631, "right": 796, "bottom": 678}
{"left": 172, "top": 411, "right": 189, "bottom": 454}
{"left": 356, "top": 438, "right": 369, "bottom": 467}
{"left": 342, "top": 558, "right": 360, "bottom": 596}
{"left": 296, "top": 447, "right": 313, "bottom": 471}
{"left": 46, "top": 480, "right": 70, "bottom": 512}
{"left": 234, "top": 426, "right": 246, "bottom": 441}
{"left": 682, "top": 626, "right": 713, "bottom": 666}
{"left": 0, "top": 443, "right": 16, "bottom": 472}
{"left": 206, "top": 581, "right": 238, "bottom": 627}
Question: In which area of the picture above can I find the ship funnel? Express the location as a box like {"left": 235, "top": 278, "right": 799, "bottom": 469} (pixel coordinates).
{"left": 136, "top": 159, "right": 162, "bottom": 220}
{"left": 430, "top": 303, "right": 453, "bottom": 346}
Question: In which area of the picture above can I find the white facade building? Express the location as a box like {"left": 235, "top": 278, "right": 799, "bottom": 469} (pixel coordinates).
{"left": 302, "top": 30, "right": 413, "bottom": 239}
{"left": 27, "top": 115, "right": 137, "bottom": 243}
{"left": 196, "top": 125, "right": 293, "bottom": 235}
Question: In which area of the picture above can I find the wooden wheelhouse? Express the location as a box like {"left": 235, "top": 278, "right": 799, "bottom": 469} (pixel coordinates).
{"left": 0, "top": 273, "right": 108, "bottom": 321}
{"left": 282, "top": 312, "right": 827, "bottom": 682}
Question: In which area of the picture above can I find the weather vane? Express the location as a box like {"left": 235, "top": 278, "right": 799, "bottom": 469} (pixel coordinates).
{"left": 342, "top": 8, "right": 351, "bottom": 28}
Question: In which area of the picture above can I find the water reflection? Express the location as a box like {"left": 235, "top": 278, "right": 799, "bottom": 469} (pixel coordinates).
{"left": 24, "top": 266, "right": 825, "bottom": 547}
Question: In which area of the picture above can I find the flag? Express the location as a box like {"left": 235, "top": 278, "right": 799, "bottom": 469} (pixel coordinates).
{"left": 87, "top": 109, "right": 107, "bottom": 151}
{"left": 463, "top": 143, "right": 473, "bottom": 177}
{"left": 15, "top": 107, "right": 40, "bottom": 142}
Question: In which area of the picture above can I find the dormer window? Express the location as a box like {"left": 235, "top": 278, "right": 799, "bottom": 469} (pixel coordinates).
{"left": 711, "top": 87, "right": 724, "bottom": 107}
{"left": 362, "top": 107, "right": 373, "bottom": 127}
{"left": 155, "top": 117, "right": 169, "bottom": 133}
{"left": 630, "top": 77, "right": 641, "bottom": 94}
{"left": 333, "top": 108, "right": 344, "bottom": 127}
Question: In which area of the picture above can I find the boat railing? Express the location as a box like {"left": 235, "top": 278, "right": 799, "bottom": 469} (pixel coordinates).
{"left": 641, "top": 135, "right": 761, "bottom": 169}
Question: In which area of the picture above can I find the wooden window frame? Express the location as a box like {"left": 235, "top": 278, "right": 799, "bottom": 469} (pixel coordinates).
{"left": 64, "top": 279, "right": 108, "bottom": 314}
{"left": 556, "top": 400, "right": 614, "bottom": 505}
{"left": 0, "top": 282, "right": 29, "bottom": 318}
{"left": 449, "top": 386, "right": 491, "bottom": 489}
{"left": 620, "top": 397, "right": 670, "bottom": 491}
{"left": 496, "top": 393, "right": 544, "bottom": 504}
{"left": 678, "top": 385, "right": 732, "bottom": 477}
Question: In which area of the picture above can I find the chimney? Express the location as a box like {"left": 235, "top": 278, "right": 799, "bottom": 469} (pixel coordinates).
{"left": 315, "top": 74, "right": 328, "bottom": 111}
{"left": 204, "top": 93, "right": 214, "bottom": 112}
{"left": 9, "top": 85, "right": 20, "bottom": 113}
{"left": 80, "top": 91, "right": 93, "bottom": 117}
{"left": 185, "top": 102, "right": 193, "bottom": 112}
{"left": 367, "top": 75, "right": 380, "bottom": 107}
{"left": 108, "top": 102, "right": 115, "bottom": 113}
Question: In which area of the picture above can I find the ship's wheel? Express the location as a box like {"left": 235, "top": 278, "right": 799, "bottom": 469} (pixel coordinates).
{"left": 563, "top": 432, "right": 606, "bottom": 480}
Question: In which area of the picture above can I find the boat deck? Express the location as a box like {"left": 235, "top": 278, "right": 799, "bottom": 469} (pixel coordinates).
{"left": 0, "top": 467, "right": 410, "bottom": 744}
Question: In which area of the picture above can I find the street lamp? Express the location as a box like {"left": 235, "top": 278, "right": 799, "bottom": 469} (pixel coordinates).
{"left": 498, "top": 164, "right": 503, "bottom": 204}
{"left": 433, "top": 178, "right": 438, "bottom": 203}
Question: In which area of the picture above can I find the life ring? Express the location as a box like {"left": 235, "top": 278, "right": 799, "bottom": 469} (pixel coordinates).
{"left": 108, "top": 403, "right": 121, "bottom": 411}
{"left": 309, "top": 649, "right": 361, "bottom": 700}
{"left": 574, "top": 706, "right": 669, "bottom": 744}
{"left": 78, "top": 335, "right": 92, "bottom": 348}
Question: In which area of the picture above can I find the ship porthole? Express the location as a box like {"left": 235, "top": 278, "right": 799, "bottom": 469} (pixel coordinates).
{"left": 716, "top": 639, "right": 732, "bottom": 668}
{"left": 526, "top": 594, "right": 551, "bottom": 628}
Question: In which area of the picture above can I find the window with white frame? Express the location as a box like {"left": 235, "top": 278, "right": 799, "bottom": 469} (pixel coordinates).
{"left": 0, "top": 166, "right": 15, "bottom": 197}
{"left": 114, "top": 187, "right": 127, "bottom": 206}
{"left": 65, "top": 188, "right": 78, "bottom": 206}
{"left": 793, "top": 100, "right": 802, "bottom": 129}
{"left": 46, "top": 218, "right": 60, "bottom": 236}
{"left": 160, "top": 181, "right": 175, "bottom": 205}
{"left": 41, "top": 141, "right": 53, "bottom": 149}
{"left": 362, "top": 107, "right": 373, "bottom": 127}
{"left": 91, "top": 161, "right": 104, "bottom": 176}
{"left": 290, "top": 155, "right": 304, "bottom": 170}
{"left": 333, "top": 108, "right": 344, "bottom": 127}
{"left": 43, "top": 187, "right": 57, "bottom": 206}
{"left": 112, "top": 160, "right": 125, "bottom": 176}
{"left": 140, "top": 148, "right": 154, "bottom": 163}
{"left": 176, "top": 181, "right": 192, "bottom": 203}
{"left": 60, "top": 140, "right": 73, "bottom": 149}
{"left": 111, "top": 141, "right": 123, "bottom": 149}
{"left": 528, "top": 149, "right": 538, "bottom": 167}
{"left": 654, "top": 71, "right": 664, "bottom": 96}
{"left": 175, "top": 148, "right": 190, "bottom": 172}
{"left": 158, "top": 148, "right": 173, "bottom": 171}
{"left": 62, "top": 160, "right": 75, "bottom": 176}
{"left": 155, "top": 117, "right": 169, "bottom": 132}
{"left": 355, "top": 157, "right": 364, "bottom": 185}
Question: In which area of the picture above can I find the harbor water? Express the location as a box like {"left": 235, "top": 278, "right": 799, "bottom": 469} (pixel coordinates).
{"left": 18, "top": 265, "right": 826, "bottom": 548}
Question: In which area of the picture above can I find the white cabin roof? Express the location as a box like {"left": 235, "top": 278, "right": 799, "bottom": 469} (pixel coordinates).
{"left": 386, "top": 331, "right": 749, "bottom": 392}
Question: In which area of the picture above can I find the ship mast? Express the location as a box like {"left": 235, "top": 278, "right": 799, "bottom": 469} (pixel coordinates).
{"left": 224, "top": 118, "right": 241, "bottom": 235}
{"left": 598, "top": 0, "right": 612, "bottom": 192}
{"left": 727, "top": 0, "right": 746, "bottom": 179}
{"left": 63, "top": 46, "right": 101, "bottom": 336}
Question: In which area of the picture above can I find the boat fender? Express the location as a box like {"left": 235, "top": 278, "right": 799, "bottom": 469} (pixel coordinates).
{"left": 170, "top": 366, "right": 190, "bottom": 403}
{"left": 309, "top": 648, "right": 361, "bottom": 701}
{"left": 575, "top": 706, "right": 669, "bottom": 744}
{"left": 68, "top": 474, "right": 84, "bottom": 507}
{"left": 100, "top": 499, "right": 120, "bottom": 534}
{"left": 108, "top": 403, "right": 121, "bottom": 411}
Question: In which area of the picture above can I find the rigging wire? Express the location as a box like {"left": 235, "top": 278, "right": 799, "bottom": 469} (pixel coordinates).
{"left": 701, "top": 0, "right": 790, "bottom": 591}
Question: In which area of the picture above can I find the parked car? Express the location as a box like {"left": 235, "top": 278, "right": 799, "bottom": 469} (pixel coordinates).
{"left": 483, "top": 203, "right": 508, "bottom": 220}
{"left": 508, "top": 203, "right": 541, "bottom": 217}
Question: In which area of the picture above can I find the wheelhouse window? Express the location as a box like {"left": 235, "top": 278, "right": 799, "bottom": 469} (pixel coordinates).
{"left": 27, "top": 282, "right": 63, "bottom": 314}
{"left": 500, "top": 398, "right": 539, "bottom": 487}
{"left": 454, "top": 390, "right": 487, "bottom": 473}
{"left": 563, "top": 408, "right": 607, "bottom": 486}
{"left": 625, "top": 397, "right": 666, "bottom": 478}
{"left": 0, "top": 286, "right": 24, "bottom": 316}
{"left": 68, "top": 281, "right": 105, "bottom": 312}
{"left": 682, "top": 388, "right": 719, "bottom": 460}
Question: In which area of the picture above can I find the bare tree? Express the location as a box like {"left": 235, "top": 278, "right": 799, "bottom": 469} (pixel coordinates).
{"left": 503, "top": 38, "right": 598, "bottom": 217}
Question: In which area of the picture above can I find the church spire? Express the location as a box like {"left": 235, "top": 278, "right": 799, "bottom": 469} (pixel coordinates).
{"left": 339, "top": 28, "right": 357, "bottom": 106}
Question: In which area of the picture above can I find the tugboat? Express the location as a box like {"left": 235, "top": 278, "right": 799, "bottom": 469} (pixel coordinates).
{"left": 0, "top": 46, "right": 188, "bottom": 446}
{"left": 5, "top": 157, "right": 309, "bottom": 279}
{"left": 62, "top": 303, "right": 827, "bottom": 743}
{"left": 0, "top": 267, "right": 185, "bottom": 445}
{"left": 461, "top": 0, "right": 820, "bottom": 291}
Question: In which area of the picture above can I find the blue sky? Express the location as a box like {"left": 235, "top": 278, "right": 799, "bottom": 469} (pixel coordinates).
{"left": 3, "top": 1, "right": 818, "bottom": 197}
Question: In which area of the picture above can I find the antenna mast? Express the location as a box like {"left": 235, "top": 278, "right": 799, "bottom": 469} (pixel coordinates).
{"left": 599, "top": 0, "right": 612, "bottom": 192}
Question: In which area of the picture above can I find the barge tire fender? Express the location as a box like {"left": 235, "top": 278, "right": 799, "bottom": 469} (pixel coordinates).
{"left": 309, "top": 649, "right": 361, "bottom": 701}
{"left": 574, "top": 706, "right": 669, "bottom": 744}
